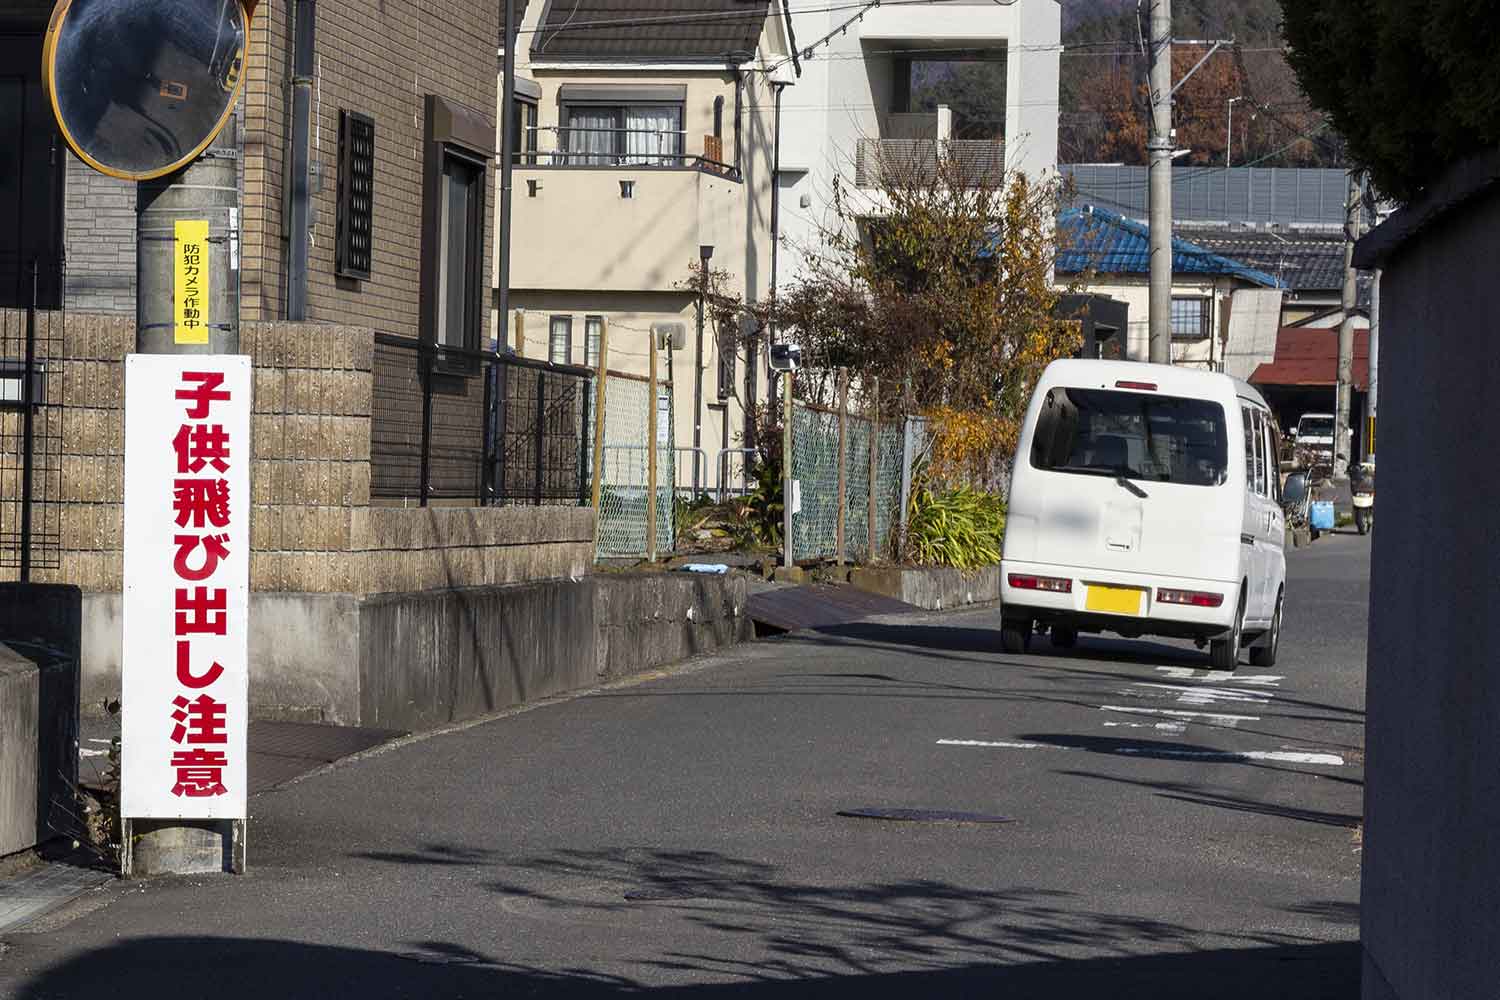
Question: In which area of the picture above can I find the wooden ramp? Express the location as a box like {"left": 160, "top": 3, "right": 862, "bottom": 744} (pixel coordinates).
{"left": 747, "top": 584, "right": 920, "bottom": 634}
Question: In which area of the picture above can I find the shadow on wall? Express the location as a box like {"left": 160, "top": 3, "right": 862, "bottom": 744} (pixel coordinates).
{"left": 10, "top": 936, "right": 1359, "bottom": 999}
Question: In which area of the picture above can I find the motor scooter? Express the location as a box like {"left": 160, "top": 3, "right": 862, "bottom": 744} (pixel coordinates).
{"left": 1352, "top": 461, "right": 1376, "bottom": 536}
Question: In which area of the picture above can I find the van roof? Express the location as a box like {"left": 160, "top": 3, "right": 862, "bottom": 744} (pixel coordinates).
{"left": 1039, "top": 359, "right": 1271, "bottom": 410}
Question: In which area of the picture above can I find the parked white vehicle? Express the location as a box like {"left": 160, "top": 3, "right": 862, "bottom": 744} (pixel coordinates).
{"left": 1000, "top": 360, "right": 1287, "bottom": 670}
{"left": 1293, "top": 412, "right": 1336, "bottom": 469}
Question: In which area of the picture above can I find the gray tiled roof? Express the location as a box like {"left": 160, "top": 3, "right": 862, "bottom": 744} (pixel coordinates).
{"left": 531, "top": 0, "right": 771, "bottom": 63}
{"left": 1178, "top": 226, "right": 1348, "bottom": 293}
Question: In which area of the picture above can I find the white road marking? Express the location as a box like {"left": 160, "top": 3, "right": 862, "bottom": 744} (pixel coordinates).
{"left": 1152, "top": 667, "right": 1283, "bottom": 686}
{"left": 79, "top": 748, "right": 108, "bottom": 758}
{"left": 86, "top": 738, "right": 113, "bottom": 745}
{"left": 1135, "top": 683, "right": 1272, "bottom": 706}
{"left": 938, "top": 739, "right": 1343, "bottom": 766}
{"left": 1101, "top": 705, "right": 1260, "bottom": 727}
{"left": 1104, "top": 721, "right": 1187, "bottom": 733}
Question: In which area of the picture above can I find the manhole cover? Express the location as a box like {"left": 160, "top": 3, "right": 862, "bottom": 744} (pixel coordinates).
{"left": 837, "top": 808, "right": 1013, "bottom": 825}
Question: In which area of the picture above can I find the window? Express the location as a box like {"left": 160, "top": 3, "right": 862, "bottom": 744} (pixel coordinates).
{"left": 1171, "top": 297, "right": 1211, "bottom": 340}
{"left": 559, "top": 86, "right": 686, "bottom": 166}
{"left": 436, "top": 153, "right": 483, "bottom": 350}
{"left": 549, "top": 315, "right": 572, "bottom": 365}
{"left": 336, "top": 110, "right": 375, "bottom": 280}
{"left": 420, "top": 95, "right": 490, "bottom": 364}
{"left": 1030, "top": 387, "right": 1228, "bottom": 488}
{"left": 584, "top": 316, "right": 603, "bottom": 370}
{"left": 1251, "top": 408, "right": 1268, "bottom": 496}
{"left": 509, "top": 97, "right": 537, "bottom": 165}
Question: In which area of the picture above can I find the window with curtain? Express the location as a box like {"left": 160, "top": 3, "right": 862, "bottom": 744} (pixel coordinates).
{"left": 563, "top": 103, "right": 683, "bottom": 165}
{"left": 549, "top": 316, "right": 572, "bottom": 365}
{"left": 585, "top": 316, "right": 603, "bottom": 370}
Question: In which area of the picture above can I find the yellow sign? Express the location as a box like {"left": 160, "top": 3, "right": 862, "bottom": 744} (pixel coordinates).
{"left": 174, "top": 220, "right": 210, "bottom": 345}
{"left": 1085, "top": 585, "right": 1145, "bottom": 616}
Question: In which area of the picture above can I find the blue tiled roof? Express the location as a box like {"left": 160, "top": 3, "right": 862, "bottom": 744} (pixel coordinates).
{"left": 1056, "top": 206, "right": 1285, "bottom": 288}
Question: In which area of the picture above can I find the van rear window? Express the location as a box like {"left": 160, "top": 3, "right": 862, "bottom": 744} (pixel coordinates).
{"left": 1030, "top": 387, "right": 1228, "bottom": 487}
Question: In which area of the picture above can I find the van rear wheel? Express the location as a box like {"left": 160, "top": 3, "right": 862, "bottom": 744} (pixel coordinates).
{"left": 1001, "top": 617, "right": 1032, "bottom": 655}
{"left": 1209, "top": 598, "right": 1244, "bottom": 671}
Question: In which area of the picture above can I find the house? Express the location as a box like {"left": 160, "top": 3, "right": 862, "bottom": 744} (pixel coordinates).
{"left": 1248, "top": 324, "right": 1369, "bottom": 450}
{"left": 1056, "top": 206, "right": 1285, "bottom": 368}
{"left": 1064, "top": 165, "right": 1359, "bottom": 326}
{"left": 777, "top": 0, "right": 1061, "bottom": 289}
{"left": 496, "top": 0, "right": 797, "bottom": 496}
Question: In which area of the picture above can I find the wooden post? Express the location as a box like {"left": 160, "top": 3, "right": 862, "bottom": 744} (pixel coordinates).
{"left": 868, "top": 377, "right": 879, "bottom": 563}
{"left": 835, "top": 367, "right": 848, "bottom": 565}
{"left": 590, "top": 318, "right": 609, "bottom": 511}
{"left": 514, "top": 310, "right": 526, "bottom": 358}
{"left": 781, "top": 369, "right": 793, "bottom": 569}
{"left": 647, "top": 329, "right": 659, "bottom": 561}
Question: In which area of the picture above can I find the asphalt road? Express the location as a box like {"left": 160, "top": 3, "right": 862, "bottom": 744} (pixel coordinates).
{"left": 0, "top": 535, "right": 1371, "bottom": 999}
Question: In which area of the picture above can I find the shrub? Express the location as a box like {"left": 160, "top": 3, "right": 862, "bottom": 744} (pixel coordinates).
{"left": 906, "top": 485, "right": 1006, "bottom": 570}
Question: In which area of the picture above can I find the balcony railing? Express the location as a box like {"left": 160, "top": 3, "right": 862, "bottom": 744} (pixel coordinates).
{"left": 855, "top": 138, "right": 1007, "bottom": 189}
{"left": 512, "top": 126, "right": 736, "bottom": 175}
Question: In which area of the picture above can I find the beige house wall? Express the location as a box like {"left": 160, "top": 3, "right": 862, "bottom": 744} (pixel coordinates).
{"left": 1069, "top": 274, "right": 1247, "bottom": 369}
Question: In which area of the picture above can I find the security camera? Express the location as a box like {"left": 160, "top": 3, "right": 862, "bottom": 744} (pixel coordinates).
{"left": 769, "top": 343, "right": 802, "bottom": 372}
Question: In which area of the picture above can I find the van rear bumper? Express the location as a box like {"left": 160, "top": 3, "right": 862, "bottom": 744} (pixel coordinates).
{"left": 1000, "top": 559, "right": 1238, "bottom": 636}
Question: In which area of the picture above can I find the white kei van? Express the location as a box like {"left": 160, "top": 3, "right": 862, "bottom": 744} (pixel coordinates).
{"left": 1000, "top": 360, "right": 1286, "bottom": 669}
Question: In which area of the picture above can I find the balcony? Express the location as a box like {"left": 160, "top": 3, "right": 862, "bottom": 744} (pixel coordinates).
{"left": 853, "top": 109, "right": 1006, "bottom": 189}
{"left": 508, "top": 128, "right": 744, "bottom": 293}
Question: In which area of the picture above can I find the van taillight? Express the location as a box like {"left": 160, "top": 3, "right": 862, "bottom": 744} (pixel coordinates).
{"left": 1157, "top": 588, "right": 1224, "bottom": 608}
{"left": 1115, "top": 380, "right": 1158, "bottom": 391}
{"left": 1008, "top": 574, "right": 1072, "bottom": 594}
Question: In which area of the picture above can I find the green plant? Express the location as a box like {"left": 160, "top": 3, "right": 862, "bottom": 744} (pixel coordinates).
{"left": 732, "top": 456, "right": 784, "bottom": 549}
{"left": 906, "top": 484, "right": 1006, "bottom": 570}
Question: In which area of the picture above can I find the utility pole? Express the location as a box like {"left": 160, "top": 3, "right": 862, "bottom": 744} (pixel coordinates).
{"left": 1334, "top": 171, "right": 1363, "bottom": 480}
{"left": 1147, "top": 0, "right": 1174, "bottom": 364}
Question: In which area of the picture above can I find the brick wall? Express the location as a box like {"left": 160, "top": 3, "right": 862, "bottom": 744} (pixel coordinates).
{"left": 2, "top": 316, "right": 593, "bottom": 594}
{"left": 243, "top": 0, "right": 499, "bottom": 337}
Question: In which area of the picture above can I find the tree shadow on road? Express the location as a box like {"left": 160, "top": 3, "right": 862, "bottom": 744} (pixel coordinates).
{"left": 5, "top": 935, "right": 1361, "bottom": 999}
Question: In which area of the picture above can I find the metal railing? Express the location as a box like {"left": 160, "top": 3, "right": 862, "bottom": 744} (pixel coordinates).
{"left": 0, "top": 255, "right": 66, "bottom": 580}
{"left": 513, "top": 126, "right": 736, "bottom": 174}
{"left": 855, "top": 138, "right": 1007, "bottom": 188}
{"left": 369, "top": 335, "right": 595, "bottom": 507}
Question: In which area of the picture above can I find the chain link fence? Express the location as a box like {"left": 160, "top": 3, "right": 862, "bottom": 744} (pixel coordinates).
{"left": 593, "top": 375, "right": 675, "bottom": 559}
{"left": 789, "top": 401, "right": 919, "bottom": 563}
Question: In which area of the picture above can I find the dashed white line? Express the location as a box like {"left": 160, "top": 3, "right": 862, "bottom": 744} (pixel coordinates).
{"left": 1100, "top": 705, "right": 1260, "bottom": 726}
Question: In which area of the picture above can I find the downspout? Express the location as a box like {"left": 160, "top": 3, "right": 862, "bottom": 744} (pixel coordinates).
{"left": 285, "top": 0, "right": 315, "bottom": 320}
{"left": 733, "top": 70, "right": 743, "bottom": 177}
{"left": 498, "top": 0, "right": 517, "bottom": 349}
{"left": 767, "top": 81, "right": 785, "bottom": 413}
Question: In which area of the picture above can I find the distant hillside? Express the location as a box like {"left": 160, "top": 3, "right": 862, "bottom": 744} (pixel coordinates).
{"left": 1058, "top": 0, "right": 1342, "bottom": 169}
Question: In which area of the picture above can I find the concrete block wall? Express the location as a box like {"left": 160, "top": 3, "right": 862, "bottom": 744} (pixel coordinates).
{"left": 63, "top": 155, "right": 136, "bottom": 316}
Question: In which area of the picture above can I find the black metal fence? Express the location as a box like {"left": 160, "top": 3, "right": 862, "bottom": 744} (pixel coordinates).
{"left": 370, "top": 334, "right": 594, "bottom": 507}
{"left": 0, "top": 256, "right": 66, "bottom": 579}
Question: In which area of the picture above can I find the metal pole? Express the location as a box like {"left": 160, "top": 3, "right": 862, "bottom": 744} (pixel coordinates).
{"left": 419, "top": 346, "right": 433, "bottom": 506}
{"left": 533, "top": 370, "right": 546, "bottom": 505}
{"left": 867, "top": 377, "right": 879, "bottom": 563}
{"left": 1334, "top": 171, "right": 1362, "bottom": 479}
{"left": 591, "top": 319, "right": 609, "bottom": 510}
{"left": 498, "top": 0, "right": 516, "bottom": 349}
{"left": 1148, "top": 0, "right": 1174, "bottom": 365}
{"left": 693, "top": 247, "right": 711, "bottom": 492}
{"left": 898, "top": 415, "right": 916, "bottom": 557}
{"left": 647, "top": 334, "right": 659, "bottom": 561}
{"left": 781, "top": 369, "right": 793, "bottom": 569}
{"left": 285, "top": 0, "right": 315, "bottom": 320}
{"left": 19, "top": 261, "right": 37, "bottom": 583}
{"left": 1368, "top": 269, "right": 1380, "bottom": 463}
{"left": 835, "top": 367, "right": 848, "bottom": 565}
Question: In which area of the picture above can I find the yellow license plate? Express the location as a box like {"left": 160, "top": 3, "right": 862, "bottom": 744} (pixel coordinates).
{"left": 1086, "top": 585, "right": 1145, "bottom": 616}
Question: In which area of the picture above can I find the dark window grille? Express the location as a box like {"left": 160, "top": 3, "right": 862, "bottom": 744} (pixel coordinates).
{"left": 1170, "top": 297, "right": 1211, "bottom": 340}
{"left": 336, "top": 110, "right": 375, "bottom": 280}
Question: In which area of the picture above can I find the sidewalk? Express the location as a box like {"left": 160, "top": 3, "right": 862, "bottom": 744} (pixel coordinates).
{"left": 0, "top": 720, "right": 404, "bottom": 934}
